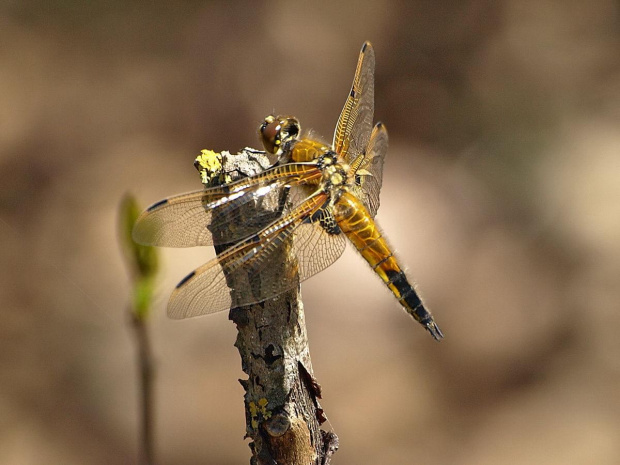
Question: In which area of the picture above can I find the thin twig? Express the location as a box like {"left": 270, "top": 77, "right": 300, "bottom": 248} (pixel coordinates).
{"left": 131, "top": 311, "right": 156, "bottom": 465}
{"left": 120, "top": 194, "right": 159, "bottom": 465}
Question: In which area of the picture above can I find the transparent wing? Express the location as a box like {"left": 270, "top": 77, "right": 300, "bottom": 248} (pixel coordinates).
{"left": 132, "top": 163, "right": 321, "bottom": 247}
{"left": 333, "top": 41, "right": 375, "bottom": 164}
{"left": 167, "top": 193, "right": 347, "bottom": 319}
{"left": 350, "top": 122, "right": 388, "bottom": 218}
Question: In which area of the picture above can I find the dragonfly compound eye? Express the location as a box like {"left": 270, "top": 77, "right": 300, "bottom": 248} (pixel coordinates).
{"left": 259, "top": 115, "right": 301, "bottom": 155}
{"left": 259, "top": 115, "right": 279, "bottom": 154}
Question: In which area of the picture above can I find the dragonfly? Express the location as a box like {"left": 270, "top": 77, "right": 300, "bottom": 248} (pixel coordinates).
{"left": 133, "top": 41, "right": 443, "bottom": 340}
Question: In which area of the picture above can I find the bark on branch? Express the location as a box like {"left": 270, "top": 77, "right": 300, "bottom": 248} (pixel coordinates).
{"left": 206, "top": 148, "right": 338, "bottom": 464}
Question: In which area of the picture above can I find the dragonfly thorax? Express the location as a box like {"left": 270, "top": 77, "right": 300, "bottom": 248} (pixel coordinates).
{"left": 317, "top": 152, "right": 351, "bottom": 194}
{"left": 316, "top": 151, "right": 338, "bottom": 169}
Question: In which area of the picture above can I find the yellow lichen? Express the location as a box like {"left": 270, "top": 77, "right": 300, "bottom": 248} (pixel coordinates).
{"left": 195, "top": 149, "right": 230, "bottom": 186}
{"left": 249, "top": 398, "right": 272, "bottom": 429}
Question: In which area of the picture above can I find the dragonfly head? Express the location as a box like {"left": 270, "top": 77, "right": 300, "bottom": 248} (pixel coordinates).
{"left": 259, "top": 115, "right": 300, "bottom": 155}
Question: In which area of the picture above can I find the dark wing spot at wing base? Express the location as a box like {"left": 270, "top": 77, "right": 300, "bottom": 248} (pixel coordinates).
{"left": 176, "top": 270, "right": 196, "bottom": 288}
{"left": 147, "top": 199, "right": 169, "bottom": 211}
{"left": 350, "top": 89, "right": 356, "bottom": 98}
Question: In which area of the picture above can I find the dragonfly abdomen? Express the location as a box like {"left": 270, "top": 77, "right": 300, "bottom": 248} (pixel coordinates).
{"left": 334, "top": 192, "right": 443, "bottom": 340}
{"left": 384, "top": 270, "right": 438, "bottom": 334}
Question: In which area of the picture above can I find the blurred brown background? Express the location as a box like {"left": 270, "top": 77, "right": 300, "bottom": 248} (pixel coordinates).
{"left": 1, "top": 1, "right": 619, "bottom": 464}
